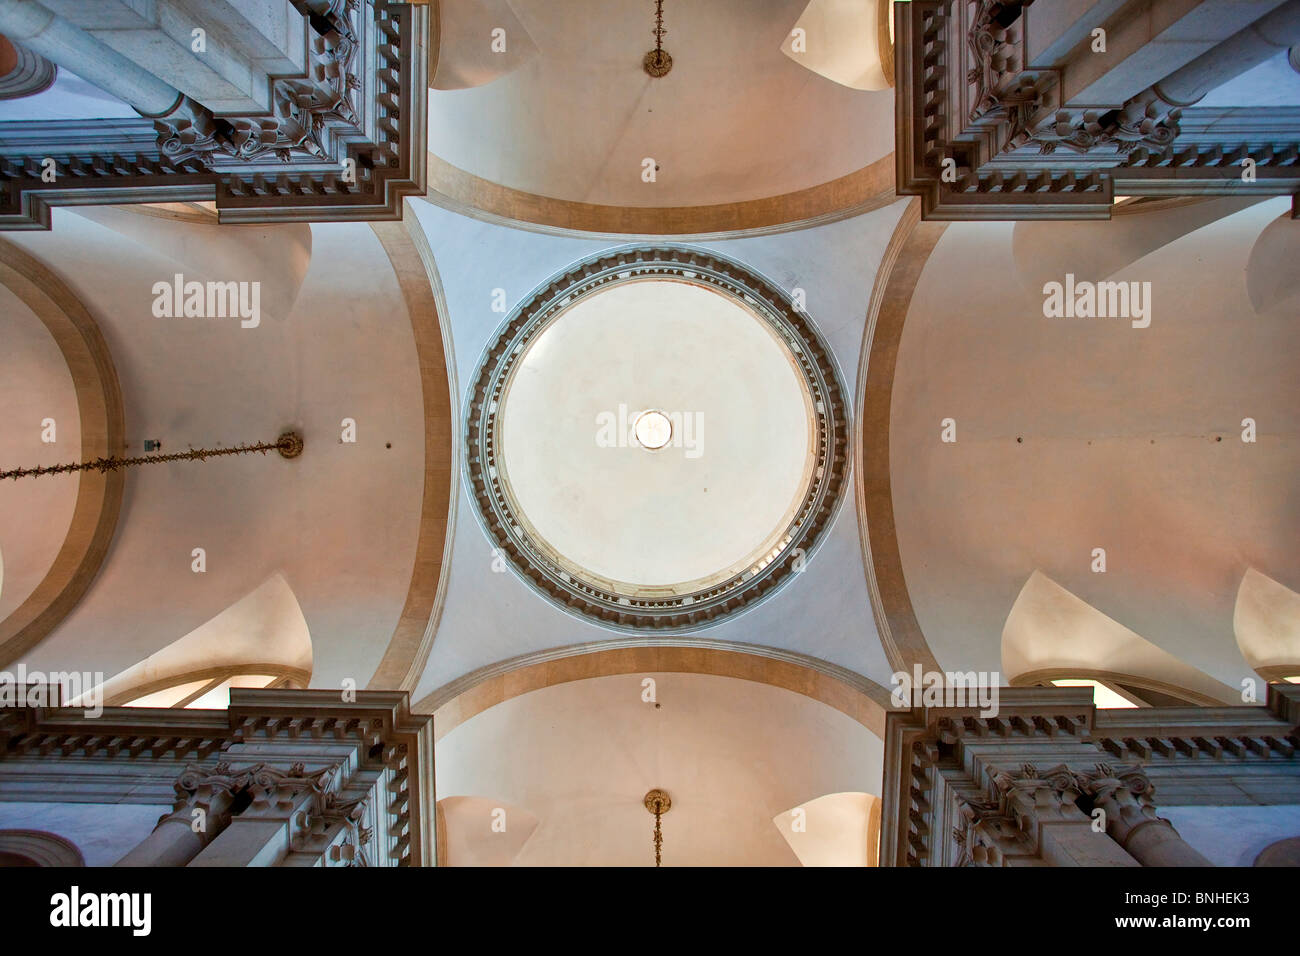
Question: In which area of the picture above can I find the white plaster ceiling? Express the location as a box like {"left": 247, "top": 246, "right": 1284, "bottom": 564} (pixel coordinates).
{"left": 1003, "top": 571, "right": 1238, "bottom": 703}
{"left": 434, "top": 672, "right": 883, "bottom": 866}
{"left": 3, "top": 209, "right": 425, "bottom": 691}
{"left": 432, "top": 0, "right": 539, "bottom": 90}
{"left": 891, "top": 198, "right": 1300, "bottom": 692}
{"left": 498, "top": 278, "right": 812, "bottom": 591}
{"left": 81, "top": 572, "right": 312, "bottom": 705}
{"left": 427, "top": 0, "right": 894, "bottom": 207}
{"left": 773, "top": 790, "right": 878, "bottom": 866}
{"left": 1235, "top": 568, "right": 1300, "bottom": 675}
{"left": 780, "top": 0, "right": 893, "bottom": 91}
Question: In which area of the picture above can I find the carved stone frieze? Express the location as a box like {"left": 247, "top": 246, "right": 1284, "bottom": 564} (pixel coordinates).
{"left": 150, "top": 95, "right": 223, "bottom": 167}
{"left": 0, "top": 690, "right": 434, "bottom": 866}
{"left": 152, "top": 2, "right": 362, "bottom": 168}
{"left": 0, "top": 0, "right": 427, "bottom": 229}
{"left": 175, "top": 760, "right": 339, "bottom": 814}
{"left": 881, "top": 685, "right": 1300, "bottom": 866}
{"left": 1026, "top": 89, "right": 1182, "bottom": 156}
{"left": 952, "top": 793, "right": 1021, "bottom": 866}
{"left": 966, "top": 0, "right": 1048, "bottom": 138}
{"left": 894, "top": 0, "right": 1300, "bottom": 219}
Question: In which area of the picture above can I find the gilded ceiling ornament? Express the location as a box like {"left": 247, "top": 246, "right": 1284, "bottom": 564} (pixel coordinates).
{"left": 643, "top": 0, "right": 672, "bottom": 77}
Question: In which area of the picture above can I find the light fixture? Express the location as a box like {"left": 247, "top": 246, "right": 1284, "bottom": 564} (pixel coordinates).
{"left": 1, "top": 430, "right": 304, "bottom": 481}
{"left": 643, "top": 0, "right": 672, "bottom": 77}
{"left": 644, "top": 788, "right": 671, "bottom": 867}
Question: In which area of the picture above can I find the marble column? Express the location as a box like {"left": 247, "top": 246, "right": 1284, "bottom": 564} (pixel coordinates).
{"left": 0, "top": 0, "right": 181, "bottom": 114}
{"left": 187, "top": 762, "right": 337, "bottom": 867}
{"left": 1155, "top": 0, "right": 1300, "bottom": 105}
{"left": 1083, "top": 765, "right": 1214, "bottom": 867}
{"left": 989, "top": 764, "right": 1141, "bottom": 867}
{"left": 115, "top": 768, "right": 238, "bottom": 867}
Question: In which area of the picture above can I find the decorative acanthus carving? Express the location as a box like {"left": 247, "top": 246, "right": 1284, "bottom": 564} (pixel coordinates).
{"left": 1073, "top": 762, "right": 1164, "bottom": 844}
{"left": 294, "top": 790, "right": 374, "bottom": 866}
{"left": 151, "top": 0, "right": 361, "bottom": 168}
{"left": 1026, "top": 89, "right": 1182, "bottom": 156}
{"left": 967, "top": 0, "right": 1046, "bottom": 129}
{"left": 992, "top": 761, "right": 1086, "bottom": 816}
{"left": 954, "top": 762, "right": 1098, "bottom": 865}
{"left": 1076, "top": 762, "right": 1155, "bottom": 800}
{"left": 174, "top": 760, "right": 340, "bottom": 815}
{"left": 150, "top": 95, "right": 221, "bottom": 168}
{"left": 964, "top": 0, "right": 1183, "bottom": 157}
{"left": 952, "top": 793, "right": 1022, "bottom": 866}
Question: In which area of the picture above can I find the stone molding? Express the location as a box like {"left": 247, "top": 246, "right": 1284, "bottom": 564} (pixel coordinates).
{"left": 416, "top": 639, "right": 896, "bottom": 739}
{"left": 0, "top": 828, "right": 84, "bottom": 866}
{"left": 422, "top": 150, "right": 898, "bottom": 240}
{"left": 0, "top": 42, "right": 55, "bottom": 101}
{"left": 465, "top": 246, "right": 850, "bottom": 631}
{"left": 894, "top": 0, "right": 1300, "bottom": 219}
{"left": 0, "top": 239, "right": 125, "bottom": 669}
{"left": 0, "top": 0, "right": 428, "bottom": 229}
{"left": 0, "top": 689, "right": 435, "bottom": 866}
{"left": 880, "top": 684, "right": 1300, "bottom": 866}
{"left": 366, "top": 213, "right": 456, "bottom": 692}
{"left": 853, "top": 198, "right": 945, "bottom": 675}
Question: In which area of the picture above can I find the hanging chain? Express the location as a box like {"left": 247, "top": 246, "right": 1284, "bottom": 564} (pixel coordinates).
{"left": 653, "top": 806, "right": 663, "bottom": 867}
{"left": 0, "top": 431, "right": 303, "bottom": 482}
{"left": 644, "top": 788, "right": 670, "bottom": 866}
{"left": 643, "top": 0, "right": 672, "bottom": 77}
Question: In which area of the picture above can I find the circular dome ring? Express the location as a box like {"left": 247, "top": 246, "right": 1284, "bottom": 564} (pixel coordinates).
{"left": 465, "top": 246, "right": 849, "bottom": 631}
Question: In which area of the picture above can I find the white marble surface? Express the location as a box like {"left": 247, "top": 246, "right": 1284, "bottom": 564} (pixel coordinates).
{"left": 0, "top": 802, "right": 169, "bottom": 867}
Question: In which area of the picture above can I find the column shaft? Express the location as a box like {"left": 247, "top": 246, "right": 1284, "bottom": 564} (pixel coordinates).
{"left": 0, "top": 0, "right": 180, "bottom": 114}
{"left": 1156, "top": 0, "right": 1300, "bottom": 104}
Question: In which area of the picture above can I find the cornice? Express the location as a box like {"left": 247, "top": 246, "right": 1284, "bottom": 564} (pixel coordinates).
{"left": 893, "top": 0, "right": 1300, "bottom": 220}
{"left": 0, "top": 690, "right": 435, "bottom": 865}
{"left": 879, "top": 685, "right": 1300, "bottom": 866}
{"left": 0, "top": 1, "right": 428, "bottom": 229}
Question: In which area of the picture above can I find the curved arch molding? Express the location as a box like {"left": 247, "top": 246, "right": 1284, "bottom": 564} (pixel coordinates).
{"left": 366, "top": 216, "right": 457, "bottom": 691}
{"left": 423, "top": 151, "right": 897, "bottom": 240}
{"left": 0, "top": 829, "right": 84, "bottom": 867}
{"left": 854, "top": 198, "right": 944, "bottom": 676}
{"left": 417, "top": 639, "right": 895, "bottom": 740}
{"left": 0, "top": 239, "right": 125, "bottom": 668}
